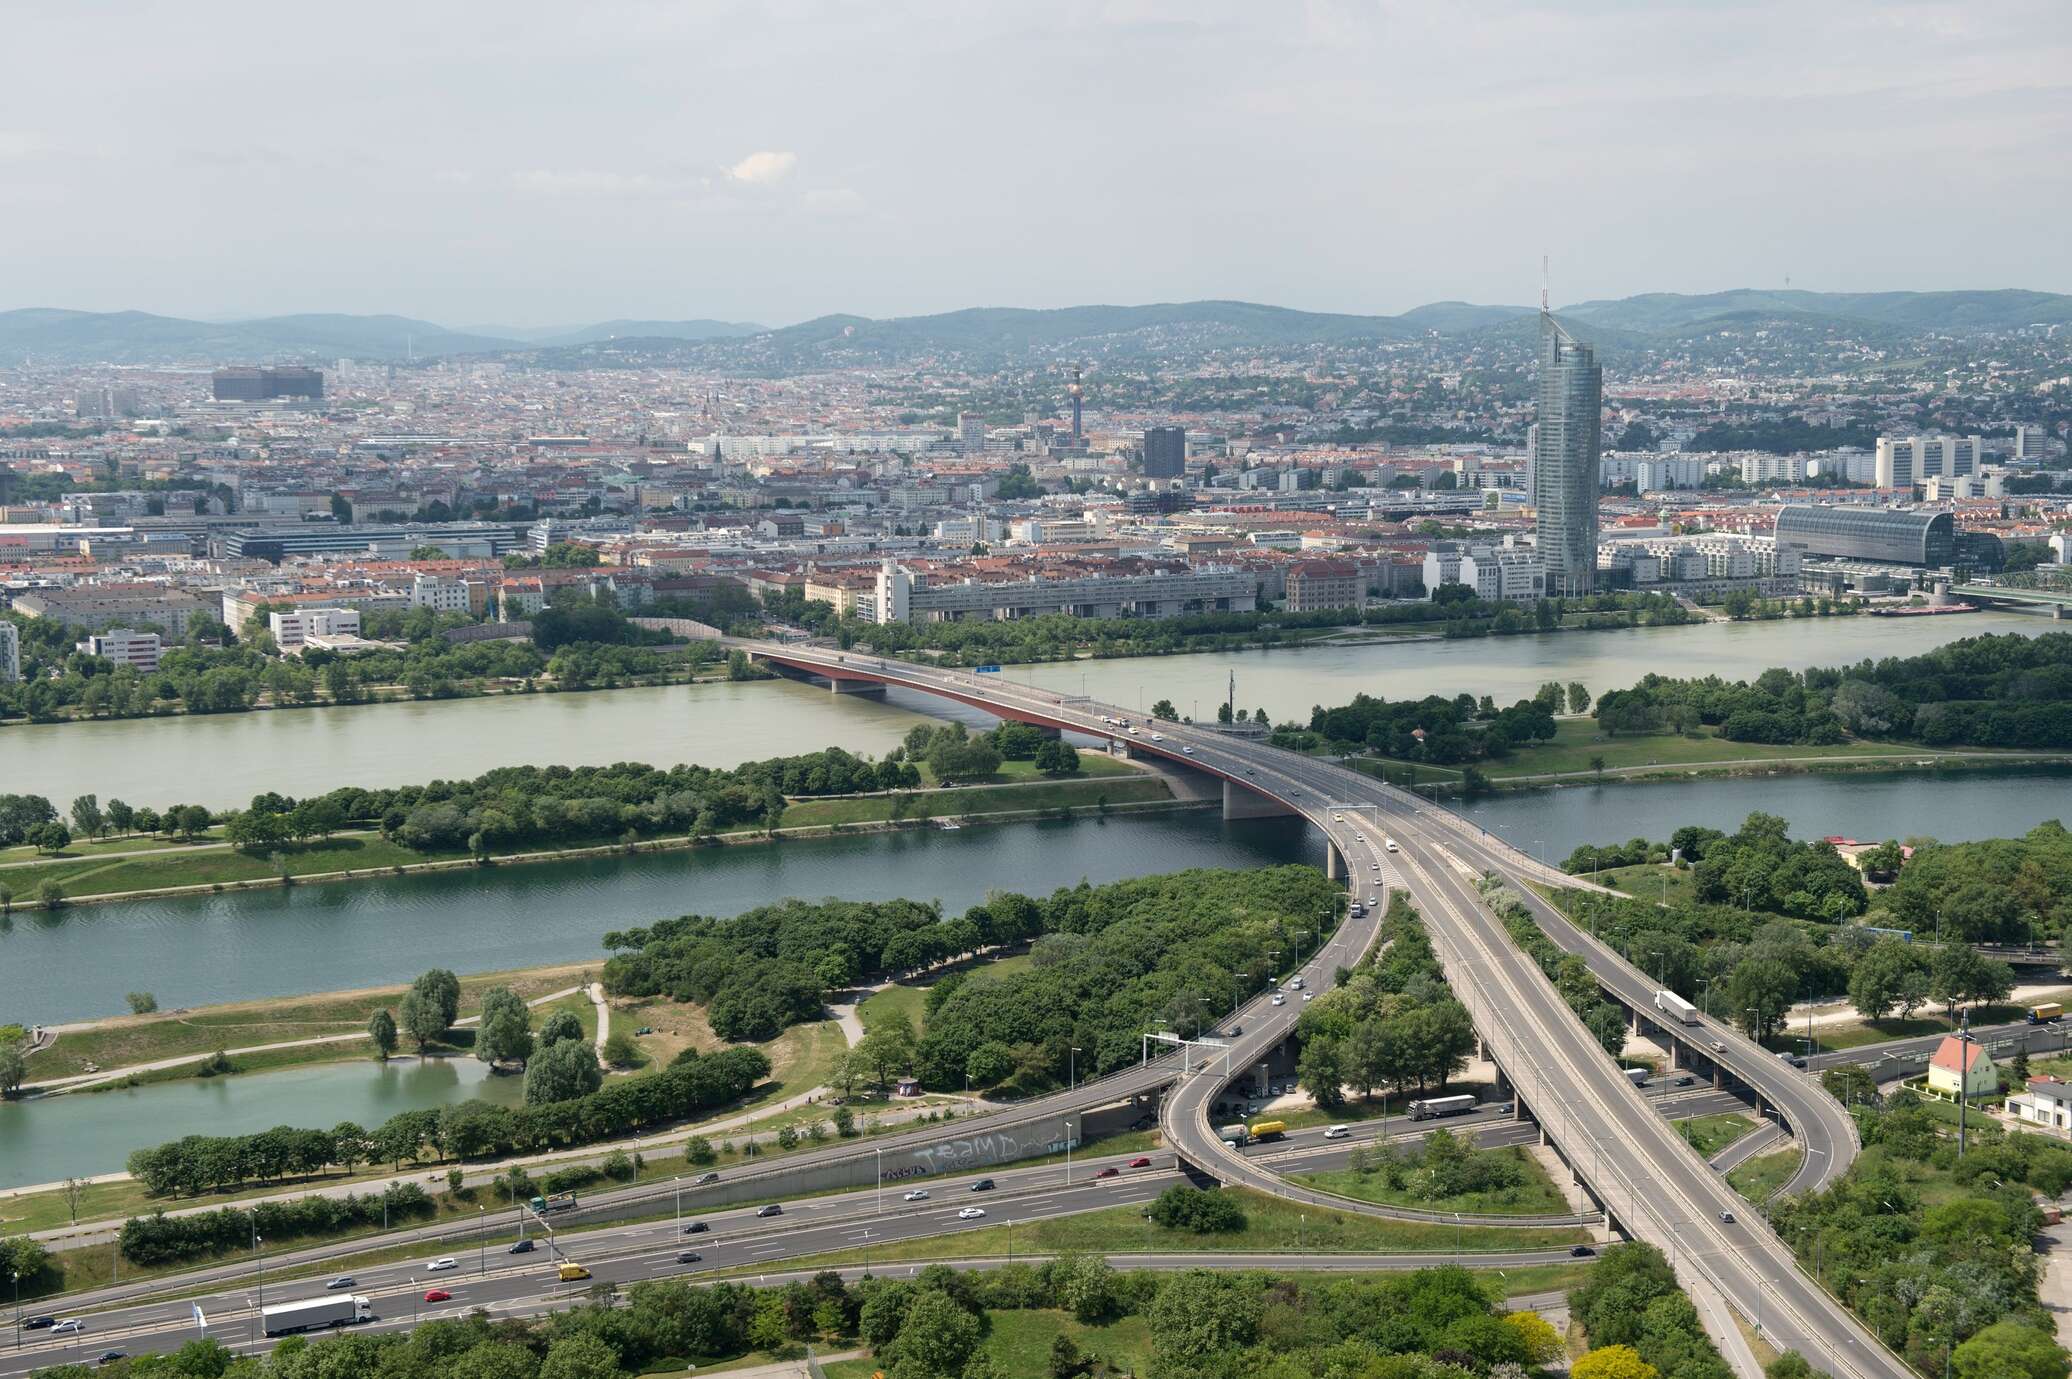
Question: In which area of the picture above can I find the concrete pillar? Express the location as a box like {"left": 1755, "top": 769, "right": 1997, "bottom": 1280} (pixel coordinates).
{"left": 828, "top": 677, "right": 887, "bottom": 695}
{"left": 1325, "top": 842, "right": 1345, "bottom": 881}
{"left": 1223, "top": 780, "right": 1297, "bottom": 821}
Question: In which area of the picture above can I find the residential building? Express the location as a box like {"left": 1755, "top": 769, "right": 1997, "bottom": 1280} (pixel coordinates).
{"left": 410, "top": 573, "right": 473, "bottom": 614}
{"left": 11, "top": 588, "right": 212, "bottom": 636}
{"left": 2014, "top": 424, "right": 2051, "bottom": 462}
{"left": 1143, "top": 426, "right": 1187, "bottom": 480}
{"left": 1635, "top": 456, "right": 1707, "bottom": 491}
{"left": 211, "top": 366, "right": 324, "bottom": 402}
{"left": 1533, "top": 314, "right": 1602, "bottom": 594}
{"left": 1926, "top": 1035, "right": 1998, "bottom": 1099}
{"left": 1876, "top": 434, "right": 1985, "bottom": 489}
{"left": 79, "top": 627, "right": 162, "bottom": 673}
{"left": 1283, "top": 560, "right": 1362, "bottom": 612}
{"left": 2008, "top": 1078, "right": 2072, "bottom": 1136}
{"left": 0, "top": 620, "right": 18, "bottom": 681}
{"left": 1422, "top": 543, "right": 1545, "bottom": 602}
{"left": 866, "top": 560, "right": 1255, "bottom": 624}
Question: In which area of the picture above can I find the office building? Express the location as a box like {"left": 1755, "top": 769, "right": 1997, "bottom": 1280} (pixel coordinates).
{"left": 1876, "top": 434, "right": 1984, "bottom": 489}
{"left": 78, "top": 628, "right": 163, "bottom": 673}
{"left": 0, "top": 620, "right": 18, "bottom": 682}
{"left": 270, "top": 607, "right": 362, "bottom": 654}
{"left": 1068, "top": 366, "right": 1084, "bottom": 443}
{"left": 1773, "top": 505, "right": 1955, "bottom": 566}
{"left": 212, "top": 366, "right": 324, "bottom": 402}
{"left": 958, "top": 413, "right": 986, "bottom": 454}
{"left": 1144, "top": 426, "right": 1187, "bottom": 479}
{"left": 1532, "top": 315, "right": 1602, "bottom": 595}
{"left": 2015, "top": 424, "right": 2052, "bottom": 462}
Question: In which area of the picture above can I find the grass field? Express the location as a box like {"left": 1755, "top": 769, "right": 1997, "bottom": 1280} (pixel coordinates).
{"left": 1786, "top": 997, "right": 2054, "bottom": 1053}
{"left": 725, "top": 1186, "right": 1590, "bottom": 1273}
{"left": 1726, "top": 1146, "right": 1803, "bottom": 1204}
{"left": 1593, "top": 863, "right": 1699, "bottom": 907}
{"left": 1477, "top": 719, "right": 1971, "bottom": 782}
{"left": 777, "top": 775, "right": 1169, "bottom": 828}
{"left": 1294, "top": 1146, "right": 1570, "bottom": 1216}
{"left": 1676, "top": 1112, "right": 1758, "bottom": 1159}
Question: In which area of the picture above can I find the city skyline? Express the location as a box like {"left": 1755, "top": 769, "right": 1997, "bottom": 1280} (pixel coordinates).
{"left": 4, "top": 2, "right": 2068, "bottom": 324}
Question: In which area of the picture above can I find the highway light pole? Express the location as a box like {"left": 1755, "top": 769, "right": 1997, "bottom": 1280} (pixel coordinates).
{"left": 477, "top": 1207, "right": 486, "bottom": 1277}
{"left": 875, "top": 1148, "right": 883, "bottom": 1214}
{"left": 674, "top": 1177, "right": 681, "bottom": 1234}
{"left": 1069, "top": 1047, "right": 1080, "bottom": 1094}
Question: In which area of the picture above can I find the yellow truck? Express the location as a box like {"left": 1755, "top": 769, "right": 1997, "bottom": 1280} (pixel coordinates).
{"left": 557, "top": 1262, "right": 592, "bottom": 1282}
{"left": 1248, "top": 1119, "right": 1287, "bottom": 1142}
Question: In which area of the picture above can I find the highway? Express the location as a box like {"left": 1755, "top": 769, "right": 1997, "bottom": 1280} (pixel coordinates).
{"left": 3, "top": 1085, "right": 1757, "bottom": 1375}
{"left": 746, "top": 643, "right": 1909, "bottom": 1379}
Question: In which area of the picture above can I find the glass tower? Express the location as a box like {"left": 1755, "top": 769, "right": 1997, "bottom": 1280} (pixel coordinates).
{"left": 1533, "top": 314, "right": 1602, "bottom": 595}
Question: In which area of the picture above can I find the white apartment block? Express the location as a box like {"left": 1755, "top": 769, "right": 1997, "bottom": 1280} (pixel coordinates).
{"left": 410, "top": 573, "right": 472, "bottom": 614}
{"left": 1421, "top": 545, "right": 1545, "bottom": 602}
{"left": 1876, "top": 435, "right": 1984, "bottom": 489}
{"left": 1739, "top": 454, "right": 1807, "bottom": 485}
{"left": 932, "top": 516, "right": 1006, "bottom": 545}
{"left": 271, "top": 607, "right": 363, "bottom": 654}
{"left": 866, "top": 561, "right": 1255, "bottom": 624}
{"left": 79, "top": 627, "right": 162, "bottom": 673}
{"left": 1635, "top": 456, "right": 1708, "bottom": 491}
{"left": 0, "top": 620, "right": 19, "bottom": 682}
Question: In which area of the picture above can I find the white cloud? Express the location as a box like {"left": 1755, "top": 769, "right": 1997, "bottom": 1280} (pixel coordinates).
{"left": 726, "top": 150, "right": 797, "bottom": 185}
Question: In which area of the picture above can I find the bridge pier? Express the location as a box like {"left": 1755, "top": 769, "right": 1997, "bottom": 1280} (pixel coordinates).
{"left": 1326, "top": 841, "right": 1345, "bottom": 882}
{"left": 828, "top": 678, "right": 887, "bottom": 696}
{"left": 1223, "top": 780, "right": 1298, "bottom": 821}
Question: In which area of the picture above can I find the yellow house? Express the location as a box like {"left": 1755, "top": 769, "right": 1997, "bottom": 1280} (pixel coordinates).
{"left": 1926, "top": 1035, "right": 1999, "bottom": 1099}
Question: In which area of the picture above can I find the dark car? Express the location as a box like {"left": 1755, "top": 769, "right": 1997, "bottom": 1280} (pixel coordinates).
{"left": 96, "top": 1354, "right": 126, "bottom": 1368}
{"left": 508, "top": 1240, "right": 536, "bottom": 1254}
{"left": 676, "top": 1251, "right": 703, "bottom": 1264}
{"left": 1227, "top": 1025, "right": 1242, "bottom": 1037}
{"left": 757, "top": 1204, "right": 783, "bottom": 1218}
{"left": 20, "top": 1317, "right": 55, "bottom": 1331}
{"left": 1094, "top": 1167, "right": 1120, "bottom": 1179}
{"left": 1675, "top": 1075, "right": 1696, "bottom": 1087}
{"left": 1569, "top": 1245, "right": 1596, "bottom": 1258}
{"left": 970, "top": 1178, "right": 995, "bottom": 1192}
{"left": 683, "top": 1222, "right": 709, "bottom": 1235}
{"left": 1127, "top": 1157, "right": 1153, "bottom": 1169}
{"left": 692, "top": 1172, "right": 720, "bottom": 1186}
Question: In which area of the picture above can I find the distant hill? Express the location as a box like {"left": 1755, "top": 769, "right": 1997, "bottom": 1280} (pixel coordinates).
{"left": 0, "top": 309, "right": 516, "bottom": 364}
{"left": 6, "top": 289, "right": 2068, "bottom": 366}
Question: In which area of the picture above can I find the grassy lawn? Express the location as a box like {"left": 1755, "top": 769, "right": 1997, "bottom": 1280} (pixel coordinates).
{"left": 824, "top": 1309, "right": 1151, "bottom": 1379}
{"left": 1793, "top": 998, "right": 2048, "bottom": 1053}
{"left": 1343, "top": 757, "right": 1464, "bottom": 789}
{"left": 1295, "top": 1147, "right": 1569, "bottom": 1216}
{"left": 1676, "top": 1112, "right": 1758, "bottom": 1159}
{"left": 1595, "top": 863, "right": 1698, "bottom": 907}
{"left": 730, "top": 1187, "right": 1590, "bottom": 1272}
{"left": 1726, "top": 1147, "right": 1803, "bottom": 1204}
{"left": 912, "top": 752, "right": 1137, "bottom": 787}
{"left": 26, "top": 963, "right": 596, "bottom": 1081}
{"left": 0, "top": 830, "right": 233, "bottom": 865}
{"left": 2, "top": 834, "right": 457, "bottom": 901}
{"left": 1479, "top": 719, "right": 1996, "bottom": 782}
{"left": 858, "top": 982, "right": 929, "bottom": 1037}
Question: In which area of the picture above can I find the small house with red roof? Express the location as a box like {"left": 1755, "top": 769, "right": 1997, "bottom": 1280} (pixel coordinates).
{"left": 1927, "top": 1035, "right": 1999, "bottom": 1099}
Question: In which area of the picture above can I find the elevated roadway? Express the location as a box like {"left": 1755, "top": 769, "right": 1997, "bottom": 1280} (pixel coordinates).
{"left": 747, "top": 641, "right": 1904, "bottom": 1379}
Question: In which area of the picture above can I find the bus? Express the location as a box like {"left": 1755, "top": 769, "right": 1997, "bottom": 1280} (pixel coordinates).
{"left": 1407, "top": 1095, "right": 1476, "bottom": 1121}
{"left": 1247, "top": 1119, "right": 1287, "bottom": 1141}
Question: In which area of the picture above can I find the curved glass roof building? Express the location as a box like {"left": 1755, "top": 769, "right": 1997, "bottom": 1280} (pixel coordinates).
{"left": 1773, "top": 506, "right": 1954, "bottom": 565}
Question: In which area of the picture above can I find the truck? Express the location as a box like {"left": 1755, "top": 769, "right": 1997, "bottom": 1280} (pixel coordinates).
{"left": 262, "top": 1295, "right": 372, "bottom": 1336}
{"left": 1624, "top": 1067, "right": 1649, "bottom": 1088}
{"left": 1218, "top": 1123, "right": 1251, "bottom": 1146}
{"left": 2031, "top": 1003, "right": 2064, "bottom": 1024}
{"left": 529, "top": 1193, "right": 578, "bottom": 1215}
{"left": 1247, "top": 1119, "right": 1287, "bottom": 1142}
{"left": 1654, "top": 989, "right": 1700, "bottom": 1025}
{"left": 556, "top": 1261, "right": 592, "bottom": 1282}
{"left": 1407, "top": 1095, "right": 1476, "bottom": 1121}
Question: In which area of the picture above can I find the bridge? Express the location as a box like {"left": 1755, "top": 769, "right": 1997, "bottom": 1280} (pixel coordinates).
{"left": 749, "top": 640, "right": 1904, "bottom": 1379}
{"left": 1949, "top": 582, "right": 2072, "bottom": 615}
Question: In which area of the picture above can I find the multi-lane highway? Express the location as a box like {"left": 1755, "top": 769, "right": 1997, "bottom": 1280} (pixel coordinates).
{"left": 747, "top": 643, "right": 1910, "bottom": 1379}
{"left": 4, "top": 1084, "right": 1758, "bottom": 1375}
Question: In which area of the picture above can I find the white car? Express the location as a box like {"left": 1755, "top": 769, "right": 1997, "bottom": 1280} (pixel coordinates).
{"left": 1323, "top": 1125, "right": 1350, "bottom": 1140}
{"left": 51, "top": 1320, "right": 85, "bottom": 1336}
{"left": 1181, "top": 746, "right": 1193, "bottom": 755}
{"left": 1271, "top": 994, "right": 1286, "bottom": 1006}
{"left": 904, "top": 1189, "right": 930, "bottom": 1201}
{"left": 1385, "top": 839, "right": 1399, "bottom": 853}
{"left": 425, "top": 1257, "right": 459, "bottom": 1272}
{"left": 1302, "top": 992, "right": 1315, "bottom": 1002}
{"left": 957, "top": 1207, "right": 986, "bottom": 1220}
{"left": 1151, "top": 733, "right": 1164, "bottom": 742}
{"left": 1332, "top": 814, "right": 1343, "bottom": 822}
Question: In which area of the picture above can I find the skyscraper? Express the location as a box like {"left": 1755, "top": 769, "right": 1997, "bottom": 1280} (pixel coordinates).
{"left": 1068, "top": 365, "right": 1084, "bottom": 444}
{"left": 1143, "top": 425, "right": 1186, "bottom": 479}
{"left": 1533, "top": 314, "right": 1602, "bottom": 595}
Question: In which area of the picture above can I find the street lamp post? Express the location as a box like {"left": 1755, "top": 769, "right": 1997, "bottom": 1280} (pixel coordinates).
{"left": 1069, "top": 1047, "right": 1080, "bottom": 1094}
{"left": 674, "top": 1177, "right": 681, "bottom": 1235}
{"left": 875, "top": 1147, "right": 884, "bottom": 1214}
{"left": 478, "top": 1207, "right": 486, "bottom": 1277}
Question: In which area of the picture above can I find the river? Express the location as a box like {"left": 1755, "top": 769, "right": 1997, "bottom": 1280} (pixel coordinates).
{"left": 0, "top": 610, "right": 2047, "bottom": 810}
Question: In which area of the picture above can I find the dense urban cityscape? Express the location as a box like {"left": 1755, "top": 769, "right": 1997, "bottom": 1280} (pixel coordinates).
{"left": 5, "top": 5, "right": 2072, "bottom": 1379}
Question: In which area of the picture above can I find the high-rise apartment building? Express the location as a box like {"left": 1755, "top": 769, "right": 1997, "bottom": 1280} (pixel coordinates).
{"left": 212, "top": 366, "right": 324, "bottom": 402}
{"left": 0, "top": 620, "right": 19, "bottom": 682}
{"left": 1532, "top": 314, "right": 1602, "bottom": 595}
{"left": 1876, "top": 434, "right": 1983, "bottom": 489}
{"left": 1143, "top": 426, "right": 1186, "bottom": 479}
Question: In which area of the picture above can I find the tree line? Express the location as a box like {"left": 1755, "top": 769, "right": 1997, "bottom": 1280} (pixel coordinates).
{"left": 118, "top": 1183, "right": 436, "bottom": 1268}
{"left": 1285, "top": 682, "right": 1564, "bottom": 766}
{"left": 1564, "top": 813, "right": 1869, "bottom": 921}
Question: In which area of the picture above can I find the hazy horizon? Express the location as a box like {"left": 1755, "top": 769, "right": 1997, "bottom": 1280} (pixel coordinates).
{"left": 6, "top": 1, "right": 2067, "bottom": 326}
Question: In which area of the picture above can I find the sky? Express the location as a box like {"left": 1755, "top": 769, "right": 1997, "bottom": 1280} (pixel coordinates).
{"left": 4, "top": 0, "right": 2068, "bottom": 329}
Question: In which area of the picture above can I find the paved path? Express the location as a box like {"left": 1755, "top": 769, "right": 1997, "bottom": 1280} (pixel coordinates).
{"left": 590, "top": 982, "right": 610, "bottom": 1058}
{"left": 21, "top": 987, "right": 586, "bottom": 1095}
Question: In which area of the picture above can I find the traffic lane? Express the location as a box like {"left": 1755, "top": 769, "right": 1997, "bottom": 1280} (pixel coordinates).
{"left": 1809, "top": 1017, "right": 2072, "bottom": 1075}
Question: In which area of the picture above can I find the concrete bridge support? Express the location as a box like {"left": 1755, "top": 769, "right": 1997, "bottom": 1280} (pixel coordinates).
{"left": 1222, "top": 780, "right": 1298, "bottom": 821}
{"left": 828, "top": 677, "right": 887, "bottom": 696}
{"left": 1326, "top": 841, "right": 1346, "bottom": 882}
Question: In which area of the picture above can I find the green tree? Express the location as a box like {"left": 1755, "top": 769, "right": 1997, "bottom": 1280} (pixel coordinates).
{"left": 538, "top": 1333, "right": 626, "bottom": 1379}
{"left": 1726, "top": 956, "right": 1797, "bottom": 1041}
{"left": 1297, "top": 1036, "right": 1347, "bottom": 1108}
{"left": 1567, "top": 682, "right": 1592, "bottom": 715}
{"left": 413, "top": 968, "right": 463, "bottom": 1027}
{"left": 1764, "top": 1351, "right": 1820, "bottom": 1379}
{"left": 1146, "top": 1269, "right": 1262, "bottom": 1379}
{"left": 126, "top": 991, "right": 157, "bottom": 1015}
{"left": 600, "top": 1030, "right": 640, "bottom": 1067}
{"left": 476, "top": 987, "right": 535, "bottom": 1066}
{"left": 69, "top": 794, "right": 102, "bottom": 840}
{"left": 0, "top": 1038, "right": 26, "bottom": 1095}
{"left": 1951, "top": 1321, "right": 2068, "bottom": 1379}
{"left": 368, "top": 1008, "right": 399, "bottom": 1060}
{"left": 1150, "top": 699, "right": 1179, "bottom": 721}
{"left": 524, "top": 1039, "right": 603, "bottom": 1105}
{"left": 1819, "top": 1063, "right": 1877, "bottom": 1108}
{"left": 538, "top": 1009, "right": 584, "bottom": 1047}
{"left": 398, "top": 989, "right": 448, "bottom": 1055}
{"left": 883, "top": 1288, "right": 981, "bottom": 1378}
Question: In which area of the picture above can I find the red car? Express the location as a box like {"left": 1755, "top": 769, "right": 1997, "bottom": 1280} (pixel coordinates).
{"left": 423, "top": 1289, "right": 452, "bottom": 1303}
{"left": 1127, "top": 1157, "right": 1153, "bottom": 1169}
{"left": 1094, "top": 1166, "right": 1120, "bottom": 1179}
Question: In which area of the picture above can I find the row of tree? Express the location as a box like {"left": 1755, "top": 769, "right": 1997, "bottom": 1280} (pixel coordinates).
{"left": 118, "top": 1183, "right": 436, "bottom": 1267}
{"left": 1290, "top": 683, "right": 1564, "bottom": 766}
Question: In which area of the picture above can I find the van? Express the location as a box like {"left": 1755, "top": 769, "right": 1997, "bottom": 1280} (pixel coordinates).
{"left": 1384, "top": 838, "right": 1399, "bottom": 853}
{"left": 557, "top": 1262, "right": 591, "bottom": 1282}
{"left": 1322, "top": 1125, "right": 1350, "bottom": 1140}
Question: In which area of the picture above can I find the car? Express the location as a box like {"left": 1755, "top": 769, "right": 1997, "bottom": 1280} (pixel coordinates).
{"left": 19, "top": 1317, "right": 55, "bottom": 1331}
{"left": 1384, "top": 839, "right": 1399, "bottom": 853}
{"left": 424, "top": 1289, "right": 453, "bottom": 1303}
{"left": 1271, "top": 994, "right": 1286, "bottom": 1005}
{"left": 1322, "top": 1125, "right": 1350, "bottom": 1140}
{"left": 1570, "top": 1245, "right": 1597, "bottom": 1258}
{"left": 1302, "top": 992, "right": 1314, "bottom": 1002}
{"left": 958, "top": 1207, "right": 987, "bottom": 1219}
{"left": 1332, "top": 814, "right": 1343, "bottom": 822}
{"left": 508, "top": 1240, "right": 536, "bottom": 1254}
{"left": 757, "top": 1204, "right": 783, "bottom": 1218}
{"left": 970, "top": 1178, "right": 996, "bottom": 1192}
{"left": 1094, "top": 1167, "right": 1120, "bottom": 1179}
{"left": 52, "top": 1320, "right": 86, "bottom": 1336}
{"left": 1717, "top": 1210, "right": 1736, "bottom": 1224}
{"left": 1708, "top": 1039, "right": 1726, "bottom": 1052}
{"left": 1127, "top": 1156, "right": 1153, "bottom": 1168}
{"left": 1151, "top": 733, "right": 1164, "bottom": 742}
{"left": 1674, "top": 1075, "right": 1695, "bottom": 1087}
{"left": 1227, "top": 1024, "right": 1242, "bottom": 1036}
{"left": 904, "top": 1189, "right": 931, "bottom": 1201}
{"left": 96, "top": 1353, "right": 126, "bottom": 1368}
{"left": 682, "top": 1222, "right": 709, "bottom": 1234}
{"left": 692, "top": 1172, "right": 719, "bottom": 1185}
{"left": 1181, "top": 746, "right": 1193, "bottom": 755}
{"left": 1222, "top": 1138, "right": 1241, "bottom": 1149}
{"left": 326, "top": 1275, "right": 356, "bottom": 1289}
{"left": 426, "top": 1256, "right": 458, "bottom": 1272}
{"left": 635, "top": 1026, "right": 653, "bottom": 1035}
{"left": 676, "top": 1251, "right": 703, "bottom": 1264}
{"left": 1370, "top": 862, "right": 1379, "bottom": 870}
{"left": 1244, "top": 767, "right": 1255, "bottom": 775}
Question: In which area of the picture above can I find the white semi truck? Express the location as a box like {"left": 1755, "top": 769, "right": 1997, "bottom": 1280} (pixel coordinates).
{"left": 262, "top": 1295, "right": 373, "bottom": 1336}
{"left": 1654, "top": 989, "right": 1700, "bottom": 1025}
